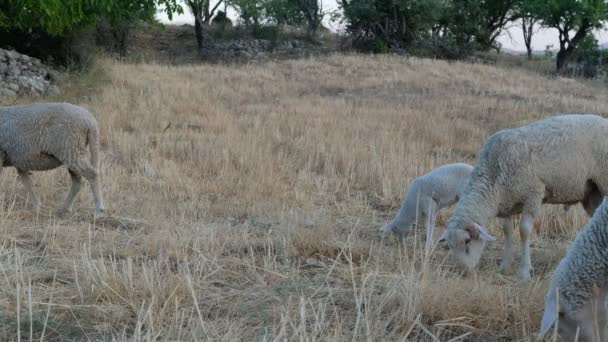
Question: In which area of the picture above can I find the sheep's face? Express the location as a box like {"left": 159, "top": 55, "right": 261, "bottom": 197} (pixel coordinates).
{"left": 439, "top": 218, "right": 496, "bottom": 272}
{"left": 540, "top": 291, "right": 606, "bottom": 342}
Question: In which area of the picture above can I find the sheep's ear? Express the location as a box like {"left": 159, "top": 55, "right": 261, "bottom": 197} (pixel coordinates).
{"left": 474, "top": 223, "right": 496, "bottom": 242}
{"left": 463, "top": 223, "right": 479, "bottom": 240}
{"left": 539, "top": 298, "right": 558, "bottom": 337}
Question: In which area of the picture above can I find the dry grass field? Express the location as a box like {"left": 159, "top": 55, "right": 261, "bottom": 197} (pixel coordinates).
{"left": 1, "top": 53, "right": 607, "bottom": 341}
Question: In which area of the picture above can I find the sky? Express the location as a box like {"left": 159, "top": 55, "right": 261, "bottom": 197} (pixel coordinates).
{"left": 156, "top": 0, "right": 608, "bottom": 52}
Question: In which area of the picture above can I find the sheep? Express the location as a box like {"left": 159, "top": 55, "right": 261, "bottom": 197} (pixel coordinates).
{"left": 383, "top": 162, "right": 512, "bottom": 256}
{"left": 383, "top": 163, "right": 485, "bottom": 237}
{"left": 438, "top": 114, "right": 608, "bottom": 281}
{"left": 539, "top": 197, "right": 608, "bottom": 342}
{"left": 0, "top": 102, "right": 105, "bottom": 216}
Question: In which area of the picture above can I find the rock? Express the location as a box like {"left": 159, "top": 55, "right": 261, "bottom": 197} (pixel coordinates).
{"left": 201, "top": 38, "right": 311, "bottom": 62}
{"left": 0, "top": 88, "right": 16, "bottom": 97}
{"left": 0, "top": 48, "right": 60, "bottom": 97}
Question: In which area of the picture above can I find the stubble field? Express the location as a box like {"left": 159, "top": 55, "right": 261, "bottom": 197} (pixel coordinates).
{"left": 1, "top": 53, "right": 607, "bottom": 341}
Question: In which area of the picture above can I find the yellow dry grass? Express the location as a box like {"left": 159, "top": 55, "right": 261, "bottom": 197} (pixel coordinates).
{"left": 0, "top": 53, "right": 607, "bottom": 341}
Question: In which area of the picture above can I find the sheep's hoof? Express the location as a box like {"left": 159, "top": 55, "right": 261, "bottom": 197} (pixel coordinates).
{"left": 93, "top": 208, "right": 106, "bottom": 218}
{"left": 517, "top": 268, "right": 533, "bottom": 282}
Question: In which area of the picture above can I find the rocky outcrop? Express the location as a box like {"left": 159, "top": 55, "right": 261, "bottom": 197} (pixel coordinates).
{"left": 0, "top": 48, "right": 59, "bottom": 97}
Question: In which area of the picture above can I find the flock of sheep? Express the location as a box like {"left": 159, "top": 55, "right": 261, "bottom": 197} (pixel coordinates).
{"left": 0, "top": 102, "right": 606, "bottom": 340}
{"left": 383, "top": 114, "right": 608, "bottom": 341}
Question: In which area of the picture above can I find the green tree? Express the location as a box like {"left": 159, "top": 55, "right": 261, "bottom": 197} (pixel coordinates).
{"left": 185, "top": 0, "right": 226, "bottom": 49}
{"left": 0, "top": 0, "right": 181, "bottom": 36}
{"left": 265, "top": 0, "right": 305, "bottom": 26}
{"left": 0, "top": 0, "right": 182, "bottom": 62}
{"left": 0, "top": 0, "right": 98, "bottom": 35}
{"left": 264, "top": 0, "right": 324, "bottom": 35}
{"left": 530, "top": 0, "right": 608, "bottom": 73}
{"left": 100, "top": 0, "right": 182, "bottom": 56}
{"left": 338, "top": 0, "right": 517, "bottom": 56}
{"left": 292, "top": 0, "right": 324, "bottom": 35}
{"left": 443, "top": 0, "right": 518, "bottom": 51}
{"left": 229, "top": 0, "right": 264, "bottom": 27}
{"left": 339, "top": 0, "right": 444, "bottom": 51}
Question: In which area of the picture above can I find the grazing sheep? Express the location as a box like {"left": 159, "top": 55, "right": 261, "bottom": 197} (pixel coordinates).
{"left": 383, "top": 163, "right": 511, "bottom": 242}
{"left": 539, "top": 197, "right": 608, "bottom": 342}
{"left": 382, "top": 163, "right": 473, "bottom": 240}
{"left": 438, "top": 114, "right": 608, "bottom": 281}
{"left": 0, "top": 102, "right": 105, "bottom": 216}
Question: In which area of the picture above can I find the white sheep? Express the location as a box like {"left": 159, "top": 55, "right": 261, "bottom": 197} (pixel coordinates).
{"left": 383, "top": 162, "right": 512, "bottom": 255}
{"left": 539, "top": 197, "right": 608, "bottom": 342}
{"left": 438, "top": 114, "right": 608, "bottom": 281}
{"left": 0, "top": 102, "right": 105, "bottom": 216}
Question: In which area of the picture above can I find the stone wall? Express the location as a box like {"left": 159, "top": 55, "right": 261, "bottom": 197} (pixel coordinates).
{"left": 0, "top": 48, "right": 59, "bottom": 97}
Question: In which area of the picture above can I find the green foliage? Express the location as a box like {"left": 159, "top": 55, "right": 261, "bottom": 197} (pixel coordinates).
{"left": 0, "top": 0, "right": 97, "bottom": 36}
{"left": 264, "top": 0, "right": 306, "bottom": 26}
{"left": 0, "top": 0, "right": 183, "bottom": 36}
{"left": 339, "top": 0, "right": 444, "bottom": 50}
{"left": 528, "top": 0, "right": 608, "bottom": 71}
{"left": 530, "top": 0, "right": 608, "bottom": 32}
{"left": 576, "top": 35, "right": 608, "bottom": 66}
{"left": 338, "top": 0, "right": 517, "bottom": 56}
{"left": 225, "top": 0, "right": 323, "bottom": 35}
{"left": 447, "top": 0, "right": 518, "bottom": 50}
{"left": 230, "top": 0, "right": 265, "bottom": 26}
{"left": 212, "top": 10, "right": 233, "bottom": 28}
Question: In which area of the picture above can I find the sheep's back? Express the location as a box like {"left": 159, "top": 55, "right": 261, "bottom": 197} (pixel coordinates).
{"left": 478, "top": 114, "right": 608, "bottom": 203}
{"left": 0, "top": 103, "right": 97, "bottom": 171}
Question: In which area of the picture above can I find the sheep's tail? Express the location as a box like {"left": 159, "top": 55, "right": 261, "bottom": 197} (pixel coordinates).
{"left": 87, "top": 125, "right": 100, "bottom": 170}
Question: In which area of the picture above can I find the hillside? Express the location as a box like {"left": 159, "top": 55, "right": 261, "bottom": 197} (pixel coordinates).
{"left": 0, "top": 54, "right": 607, "bottom": 340}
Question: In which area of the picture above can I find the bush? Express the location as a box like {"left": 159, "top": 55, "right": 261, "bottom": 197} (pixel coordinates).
{"left": 339, "top": 0, "right": 443, "bottom": 52}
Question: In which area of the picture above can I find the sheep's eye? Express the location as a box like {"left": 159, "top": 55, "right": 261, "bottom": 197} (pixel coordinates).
{"left": 464, "top": 238, "right": 471, "bottom": 244}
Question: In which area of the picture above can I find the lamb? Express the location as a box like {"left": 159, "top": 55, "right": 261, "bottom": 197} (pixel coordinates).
{"left": 382, "top": 163, "right": 473, "bottom": 240}
{"left": 0, "top": 102, "right": 105, "bottom": 216}
{"left": 382, "top": 163, "right": 509, "bottom": 241}
{"left": 438, "top": 114, "right": 608, "bottom": 281}
{"left": 539, "top": 197, "right": 608, "bottom": 342}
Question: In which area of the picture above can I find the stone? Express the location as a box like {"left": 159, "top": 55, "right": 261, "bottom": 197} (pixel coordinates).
{"left": 0, "top": 48, "right": 60, "bottom": 97}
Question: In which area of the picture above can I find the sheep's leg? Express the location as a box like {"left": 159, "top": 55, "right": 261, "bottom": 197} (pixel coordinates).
{"left": 57, "top": 170, "right": 82, "bottom": 217}
{"left": 518, "top": 212, "right": 536, "bottom": 281}
{"left": 0, "top": 151, "right": 5, "bottom": 176}
{"left": 595, "top": 291, "right": 607, "bottom": 342}
{"left": 499, "top": 216, "right": 514, "bottom": 274}
{"left": 69, "top": 160, "right": 105, "bottom": 216}
{"left": 88, "top": 172, "right": 105, "bottom": 216}
{"left": 424, "top": 200, "right": 438, "bottom": 255}
{"left": 582, "top": 188, "right": 604, "bottom": 217}
{"left": 17, "top": 170, "right": 41, "bottom": 211}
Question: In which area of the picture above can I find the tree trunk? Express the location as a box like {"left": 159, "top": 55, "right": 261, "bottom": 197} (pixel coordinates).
{"left": 556, "top": 48, "right": 571, "bottom": 74}
{"left": 111, "top": 23, "right": 129, "bottom": 58}
{"left": 194, "top": 17, "right": 204, "bottom": 50}
{"left": 522, "top": 19, "right": 533, "bottom": 60}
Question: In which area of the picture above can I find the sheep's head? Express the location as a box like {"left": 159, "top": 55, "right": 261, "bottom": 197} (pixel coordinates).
{"left": 540, "top": 288, "right": 606, "bottom": 342}
{"left": 438, "top": 217, "right": 496, "bottom": 272}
